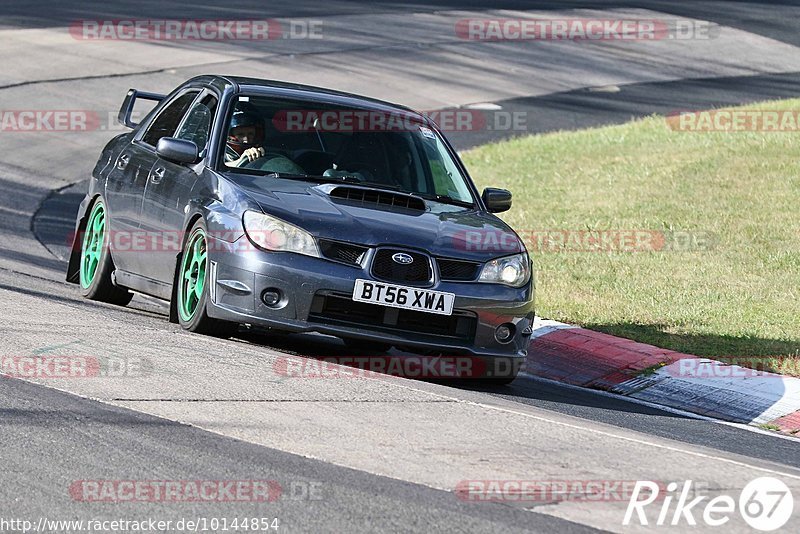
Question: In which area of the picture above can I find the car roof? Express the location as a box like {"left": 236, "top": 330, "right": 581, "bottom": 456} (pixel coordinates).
{"left": 194, "top": 74, "right": 421, "bottom": 116}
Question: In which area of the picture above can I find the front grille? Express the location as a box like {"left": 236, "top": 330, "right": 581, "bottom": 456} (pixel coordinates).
{"left": 437, "top": 258, "right": 481, "bottom": 281}
{"left": 371, "top": 248, "right": 431, "bottom": 284}
{"left": 329, "top": 186, "right": 426, "bottom": 211}
{"left": 319, "top": 239, "right": 368, "bottom": 266}
{"left": 308, "top": 293, "right": 476, "bottom": 342}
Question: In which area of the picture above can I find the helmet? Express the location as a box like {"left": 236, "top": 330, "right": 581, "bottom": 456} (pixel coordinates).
{"left": 227, "top": 103, "right": 264, "bottom": 156}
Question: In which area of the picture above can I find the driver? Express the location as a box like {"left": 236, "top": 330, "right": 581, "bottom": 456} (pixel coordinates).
{"left": 225, "top": 104, "right": 266, "bottom": 167}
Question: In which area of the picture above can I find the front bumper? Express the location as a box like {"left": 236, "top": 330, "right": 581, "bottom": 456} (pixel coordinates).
{"left": 205, "top": 236, "right": 535, "bottom": 361}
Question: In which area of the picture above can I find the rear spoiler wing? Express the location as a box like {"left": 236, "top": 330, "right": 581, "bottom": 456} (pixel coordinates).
{"left": 118, "top": 89, "right": 165, "bottom": 128}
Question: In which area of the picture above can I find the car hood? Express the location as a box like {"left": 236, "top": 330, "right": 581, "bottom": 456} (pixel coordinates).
{"left": 227, "top": 175, "right": 524, "bottom": 262}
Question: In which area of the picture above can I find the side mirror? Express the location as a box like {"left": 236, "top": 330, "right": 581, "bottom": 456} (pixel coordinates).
{"left": 156, "top": 137, "right": 199, "bottom": 164}
{"left": 482, "top": 188, "right": 512, "bottom": 213}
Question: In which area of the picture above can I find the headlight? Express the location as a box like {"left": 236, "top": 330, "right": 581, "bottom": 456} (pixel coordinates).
{"left": 478, "top": 253, "right": 531, "bottom": 288}
{"left": 243, "top": 211, "right": 320, "bottom": 258}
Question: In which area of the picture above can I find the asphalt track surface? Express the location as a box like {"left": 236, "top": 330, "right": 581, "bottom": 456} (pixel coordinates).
{"left": 2, "top": 1, "right": 800, "bottom": 533}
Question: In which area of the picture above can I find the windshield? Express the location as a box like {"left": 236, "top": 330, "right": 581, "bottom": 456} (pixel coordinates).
{"left": 220, "top": 95, "right": 476, "bottom": 205}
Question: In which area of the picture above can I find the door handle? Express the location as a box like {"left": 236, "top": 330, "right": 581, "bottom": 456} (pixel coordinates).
{"left": 150, "top": 167, "right": 165, "bottom": 184}
{"left": 116, "top": 153, "right": 130, "bottom": 170}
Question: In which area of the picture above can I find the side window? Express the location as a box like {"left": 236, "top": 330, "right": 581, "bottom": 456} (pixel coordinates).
{"left": 176, "top": 95, "right": 218, "bottom": 152}
{"left": 141, "top": 91, "right": 198, "bottom": 147}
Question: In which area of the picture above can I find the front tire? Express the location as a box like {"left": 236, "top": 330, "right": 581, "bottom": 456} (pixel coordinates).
{"left": 176, "top": 219, "right": 236, "bottom": 337}
{"left": 79, "top": 197, "right": 133, "bottom": 306}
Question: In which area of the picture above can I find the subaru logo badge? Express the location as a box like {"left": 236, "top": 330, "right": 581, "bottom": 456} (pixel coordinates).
{"left": 392, "top": 253, "right": 414, "bottom": 265}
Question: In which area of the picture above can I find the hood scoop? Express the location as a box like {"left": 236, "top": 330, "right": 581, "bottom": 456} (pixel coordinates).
{"left": 327, "top": 185, "right": 426, "bottom": 212}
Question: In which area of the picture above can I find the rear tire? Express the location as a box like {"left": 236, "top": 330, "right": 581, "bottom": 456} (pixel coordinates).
{"left": 176, "top": 218, "right": 237, "bottom": 337}
{"left": 79, "top": 197, "right": 133, "bottom": 306}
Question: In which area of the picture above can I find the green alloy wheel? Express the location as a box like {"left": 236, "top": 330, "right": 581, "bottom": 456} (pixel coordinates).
{"left": 175, "top": 219, "right": 236, "bottom": 337}
{"left": 78, "top": 197, "right": 133, "bottom": 305}
{"left": 80, "top": 201, "right": 106, "bottom": 288}
{"left": 178, "top": 227, "right": 208, "bottom": 322}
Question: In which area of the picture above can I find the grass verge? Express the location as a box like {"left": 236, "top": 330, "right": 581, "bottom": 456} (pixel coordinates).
{"left": 463, "top": 99, "right": 800, "bottom": 375}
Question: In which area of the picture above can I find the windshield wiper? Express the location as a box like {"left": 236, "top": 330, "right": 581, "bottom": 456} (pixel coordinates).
{"left": 417, "top": 193, "right": 474, "bottom": 208}
{"left": 270, "top": 175, "right": 409, "bottom": 194}
{"left": 356, "top": 182, "right": 403, "bottom": 192}
{"left": 263, "top": 172, "right": 361, "bottom": 184}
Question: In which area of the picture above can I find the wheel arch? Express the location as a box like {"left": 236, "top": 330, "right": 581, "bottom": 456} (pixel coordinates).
{"left": 66, "top": 193, "right": 102, "bottom": 284}
{"left": 168, "top": 210, "right": 206, "bottom": 323}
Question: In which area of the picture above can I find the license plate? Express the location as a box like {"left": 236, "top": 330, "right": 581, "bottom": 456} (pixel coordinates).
{"left": 352, "top": 279, "right": 455, "bottom": 316}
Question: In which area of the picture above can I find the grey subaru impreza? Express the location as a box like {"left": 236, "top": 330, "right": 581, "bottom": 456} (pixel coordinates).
{"left": 67, "top": 75, "right": 535, "bottom": 382}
